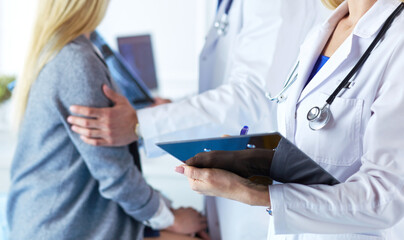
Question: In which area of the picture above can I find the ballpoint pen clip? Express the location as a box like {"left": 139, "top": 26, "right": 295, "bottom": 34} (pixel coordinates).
{"left": 240, "top": 126, "right": 249, "bottom": 136}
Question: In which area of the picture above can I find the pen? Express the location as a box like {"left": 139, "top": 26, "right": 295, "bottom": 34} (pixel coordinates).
{"left": 240, "top": 126, "right": 249, "bottom": 136}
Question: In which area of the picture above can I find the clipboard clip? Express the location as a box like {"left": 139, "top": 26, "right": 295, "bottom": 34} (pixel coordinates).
{"left": 203, "top": 144, "right": 256, "bottom": 153}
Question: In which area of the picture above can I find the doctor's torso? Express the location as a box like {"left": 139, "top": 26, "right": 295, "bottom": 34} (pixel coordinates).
{"left": 274, "top": 1, "right": 404, "bottom": 238}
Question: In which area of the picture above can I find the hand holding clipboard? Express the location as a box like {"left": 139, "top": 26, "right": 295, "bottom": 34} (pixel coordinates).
{"left": 158, "top": 133, "right": 340, "bottom": 186}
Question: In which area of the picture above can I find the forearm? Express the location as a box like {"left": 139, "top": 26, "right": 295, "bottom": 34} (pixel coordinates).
{"left": 138, "top": 80, "right": 275, "bottom": 157}
{"left": 270, "top": 172, "right": 404, "bottom": 234}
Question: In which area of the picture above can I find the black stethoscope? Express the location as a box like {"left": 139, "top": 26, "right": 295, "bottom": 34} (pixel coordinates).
{"left": 266, "top": 3, "right": 404, "bottom": 131}
{"left": 214, "top": 0, "right": 234, "bottom": 36}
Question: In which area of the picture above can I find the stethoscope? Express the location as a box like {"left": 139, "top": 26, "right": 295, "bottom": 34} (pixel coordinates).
{"left": 214, "top": 0, "right": 234, "bottom": 36}
{"left": 266, "top": 3, "right": 404, "bottom": 131}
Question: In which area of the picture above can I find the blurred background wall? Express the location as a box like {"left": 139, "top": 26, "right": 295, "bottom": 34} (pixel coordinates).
{"left": 0, "top": 0, "right": 216, "bottom": 97}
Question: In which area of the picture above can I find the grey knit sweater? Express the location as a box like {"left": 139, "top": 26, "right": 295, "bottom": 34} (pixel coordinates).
{"left": 7, "top": 35, "right": 160, "bottom": 240}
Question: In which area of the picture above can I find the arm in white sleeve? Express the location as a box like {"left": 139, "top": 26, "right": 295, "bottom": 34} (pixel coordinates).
{"left": 144, "top": 198, "right": 174, "bottom": 230}
{"left": 137, "top": 0, "right": 330, "bottom": 157}
{"left": 269, "top": 40, "right": 404, "bottom": 235}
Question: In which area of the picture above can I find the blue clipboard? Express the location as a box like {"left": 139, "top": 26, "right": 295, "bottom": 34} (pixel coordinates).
{"left": 157, "top": 132, "right": 340, "bottom": 186}
{"left": 156, "top": 133, "right": 282, "bottom": 162}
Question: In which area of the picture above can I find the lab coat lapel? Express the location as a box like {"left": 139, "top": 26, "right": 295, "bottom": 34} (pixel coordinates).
{"left": 282, "top": 3, "right": 348, "bottom": 140}
{"left": 284, "top": 24, "right": 332, "bottom": 114}
{"left": 297, "top": 3, "right": 350, "bottom": 103}
{"left": 201, "top": 24, "right": 220, "bottom": 56}
{"left": 298, "top": 36, "right": 352, "bottom": 103}
{"left": 297, "top": 0, "right": 401, "bottom": 103}
{"left": 281, "top": 27, "right": 327, "bottom": 140}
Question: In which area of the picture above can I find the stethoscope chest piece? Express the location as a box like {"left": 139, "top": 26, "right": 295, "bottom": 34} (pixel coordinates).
{"left": 307, "top": 104, "right": 331, "bottom": 131}
{"left": 215, "top": 14, "right": 229, "bottom": 36}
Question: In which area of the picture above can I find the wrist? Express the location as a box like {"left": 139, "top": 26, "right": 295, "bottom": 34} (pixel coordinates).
{"left": 165, "top": 218, "right": 178, "bottom": 232}
{"left": 144, "top": 198, "right": 174, "bottom": 230}
{"left": 132, "top": 112, "right": 140, "bottom": 141}
{"left": 237, "top": 179, "right": 270, "bottom": 207}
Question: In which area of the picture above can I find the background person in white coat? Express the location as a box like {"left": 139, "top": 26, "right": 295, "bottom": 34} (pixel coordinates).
{"left": 67, "top": 0, "right": 330, "bottom": 239}
{"left": 178, "top": 0, "right": 404, "bottom": 239}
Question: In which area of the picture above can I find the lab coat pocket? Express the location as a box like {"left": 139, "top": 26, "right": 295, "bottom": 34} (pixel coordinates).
{"left": 295, "top": 92, "right": 364, "bottom": 166}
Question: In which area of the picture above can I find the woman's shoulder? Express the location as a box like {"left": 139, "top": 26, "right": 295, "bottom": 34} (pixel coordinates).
{"left": 44, "top": 36, "right": 106, "bottom": 77}
{"left": 39, "top": 35, "right": 108, "bottom": 86}
{"left": 33, "top": 35, "right": 111, "bottom": 107}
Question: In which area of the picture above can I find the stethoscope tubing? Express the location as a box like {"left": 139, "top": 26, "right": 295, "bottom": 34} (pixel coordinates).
{"left": 266, "top": 61, "right": 299, "bottom": 102}
{"left": 266, "top": 3, "right": 404, "bottom": 131}
{"left": 215, "top": 0, "right": 234, "bottom": 36}
{"left": 268, "top": 3, "right": 403, "bottom": 105}
{"left": 326, "top": 3, "right": 404, "bottom": 106}
{"left": 224, "top": 0, "right": 234, "bottom": 15}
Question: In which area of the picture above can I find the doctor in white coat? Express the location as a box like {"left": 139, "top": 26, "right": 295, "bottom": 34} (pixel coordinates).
{"left": 179, "top": 0, "right": 404, "bottom": 239}
{"left": 67, "top": 0, "right": 330, "bottom": 239}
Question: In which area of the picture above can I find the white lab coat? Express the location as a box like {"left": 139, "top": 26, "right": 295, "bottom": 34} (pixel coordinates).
{"left": 138, "top": 0, "right": 330, "bottom": 159}
{"left": 198, "top": 0, "right": 242, "bottom": 94}
{"left": 270, "top": 0, "right": 404, "bottom": 239}
{"left": 138, "top": 1, "right": 330, "bottom": 240}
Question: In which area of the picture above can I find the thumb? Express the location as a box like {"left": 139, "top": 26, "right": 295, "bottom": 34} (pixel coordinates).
{"left": 103, "top": 84, "right": 124, "bottom": 104}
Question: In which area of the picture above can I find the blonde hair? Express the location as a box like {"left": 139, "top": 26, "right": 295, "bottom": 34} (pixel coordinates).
{"left": 13, "top": 0, "right": 110, "bottom": 128}
{"left": 321, "top": 0, "right": 345, "bottom": 9}
{"left": 322, "top": 0, "right": 404, "bottom": 9}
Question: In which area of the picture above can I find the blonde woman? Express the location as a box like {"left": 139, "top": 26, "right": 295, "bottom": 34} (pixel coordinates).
{"left": 177, "top": 0, "right": 404, "bottom": 239}
{"left": 6, "top": 1, "right": 207, "bottom": 240}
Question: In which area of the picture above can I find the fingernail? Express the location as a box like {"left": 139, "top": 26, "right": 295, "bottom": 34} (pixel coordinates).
{"left": 175, "top": 166, "right": 185, "bottom": 174}
{"left": 67, "top": 117, "right": 72, "bottom": 123}
{"left": 69, "top": 106, "right": 76, "bottom": 112}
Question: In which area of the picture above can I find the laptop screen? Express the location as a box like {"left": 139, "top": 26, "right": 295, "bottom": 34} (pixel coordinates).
{"left": 90, "top": 31, "right": 154, "bottom": 109}
{"left": 117, "top": 35, "right": 158, "bottom": 91}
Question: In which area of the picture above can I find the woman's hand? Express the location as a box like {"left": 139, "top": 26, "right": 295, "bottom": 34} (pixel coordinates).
{"left": 176, "top": 166, "right": 271, "bottom": 207}
{"left": 165, "top": 207, "right": 208, "bottom": 236}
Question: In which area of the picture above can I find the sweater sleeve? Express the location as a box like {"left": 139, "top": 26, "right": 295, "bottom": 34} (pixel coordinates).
{"left": 48, "top": 41, "right": 160, "bottom": 222}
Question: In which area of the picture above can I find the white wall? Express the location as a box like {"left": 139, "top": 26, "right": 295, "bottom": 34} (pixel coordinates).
{"left": 0, "top": 0, "right": 36, "bottom": 75}
{"left": 0, "top": 0, "right": 217, "bottom": 98}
